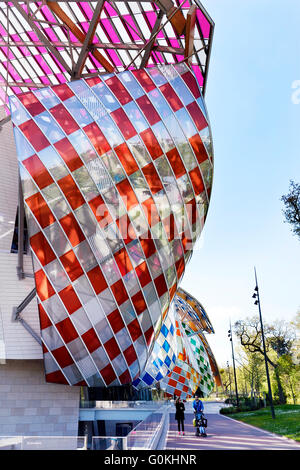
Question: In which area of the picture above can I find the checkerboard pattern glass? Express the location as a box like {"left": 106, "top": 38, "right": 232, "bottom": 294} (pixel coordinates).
{"left": 10, "top": 64, "right": 213, "bottom": 387}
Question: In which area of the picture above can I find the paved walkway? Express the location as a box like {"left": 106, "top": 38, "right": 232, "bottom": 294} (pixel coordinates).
{"left": 165, "top": 401, "right": 300, "bottom": 450}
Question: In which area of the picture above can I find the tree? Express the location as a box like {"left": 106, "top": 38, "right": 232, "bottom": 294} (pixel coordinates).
{"left": 234, "top": 317, "right": 296, "bottom": 404}
{"left": 281, "top": 180, "right": 300, "bottom": 240}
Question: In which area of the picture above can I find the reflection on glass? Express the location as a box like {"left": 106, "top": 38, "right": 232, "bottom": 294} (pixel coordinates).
{"left": 38, "top": 145, "right": 69, "bottom": 180}
{"left": 34, "top": 111, "right": 65, "bottom": 143}
{"left": 34, "top": 87, "right": 60, "bottom": 109}
{"left": 63, "top": 95, "right": 94, "bottom": 127}
{"left": 68, "top": 129, "right": 98, "bottom": 164}
{"left": 118, "top": 71, "right": 145, "bottom": 99}
{"left": 102, "top": 151, "right": 126, "bottom": 184}
{"left": 127, "top": 135, "right": 151, "bottom": 168}
{"left": 13, "top": 127, "right": 35, "bottom": 160}
{"left": 148, "top": 89, "right": 172, "bottom": 119}
{"left": 123, "top": 101, "right": 149, "bottom": 133}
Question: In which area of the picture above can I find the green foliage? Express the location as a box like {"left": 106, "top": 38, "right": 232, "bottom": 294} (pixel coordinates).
{"left": 227, "top": 405, "right": 300, "bottom": 442}
{"left": 281, "top": 180, "right": 300, "bottom": 240}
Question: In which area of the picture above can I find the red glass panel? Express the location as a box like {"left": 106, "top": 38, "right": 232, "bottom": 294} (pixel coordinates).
{"left": 135, "top": 261, "right": 151, "bottom": 288}
{"left": 139, "top": 237, "right": 156, "bottom": 258}
{"left": 52, "top": 83, "right": 74, "bottom": 101}
{"left": 181, "top": 71, "right": 201, "bottom": 99}
{"left": 154, "top": 273, "right": 168, "bottom": 297}
{"left": 166, "top": 147, "right": 186, "bottom": 179}
{"left": 114, "top": 248, "right": 133, "bottom": 276}
{"left": 49, "top": 103, "right": 79, "bottom": 135}
{"left": 26, "top": 192, "right": 55, "bottom": 228}
{"left": 58, "top": 284, "right": 82, "bottom": 314}
{"left": 116, "top": 214, "right": 135, "bottom": 244}
{"left": 159, "top": 83, "right": 183, "bottom": 112}
{"left": 35, "top": 269, "right": 55, "bottom": 301}
{"left": 127, "top": 318, "right": 143, "bottom": 342}
{"left": 189, "top": 167, "right": 204, "bottom": 195}
{"left": 38, "top": 303, "right": 52, "bottom": 329}
{"left": 30, "top": 231, "right": 56, "bottom": 266}
{"left": 119, "top": 369, "right": 131, "bottom": 384}
{"left": 54, "top": 138, "right": 83, "bottom": 172}
{"left": 136, "top": 95, "right": 161, "bottom": 126}
{"left": 104, "top": 336, "right": 121, "bottom": 360}
{"left": 131, "top": 291, "right": 147, "bottom": 316}
{"left": 105, "top": 76, "right": 132, "bottom": 105}
{"left": 110, "top": 279, "right": 129, "bottom": 305}
{"left": 87, "top": 265, "right": 107, "bottom": 294}
{"left": 186, "top": 101, "right": 208, "bottom": 132}
{"left": 57, "top": 174, "right": 85, "bottom": 210}
{"left": 132, "top": 69, "right": 156, "bottom": 92}
{"left": 19, "top": 120, "right": 50, "bottom": 152}
{"left": 89, "top": 195, "right": 112, "bottom": 229}
{"left": 23, "top": 154, "right": 54, "bottom": 189}
{"left": 46, "top": 370, "right": 69, "bottom": 384}
{"left": 56, "top": 317, "right": 78, "bottom": 343}
{"left": 59, "top": 213, "right": 85, "bottom": 247}
{"left": 110, "top": 107, "right": 137, "bottom": 140}
{"left": 142, "top": 162, "right": 163, "bottom": 194}
{"left": 82, "top": 328, "right": 101, "bottom": 353}
{"left": 123, "top": 344, "right": 137, "bottom": 366}
{"left": 116, "top": 179, "right": 138, "bottom": 210}
{"left": 100, "top": 364, "right": 116, "bottom": 385}
{"left": 18, "top": 92, "right": 45, "bottom": 116}
{"left": 107, "top": 309, "right": 125, "bottom": 334}
{"left": 142, "top": 197, "right": 160, "bottom": 227}
{"left": 139, "top": 128, "right": 163, "bottom": 160}
{"left": 83, "top": 121, "right": 111, "bottom": 156}
{"left": 60, "top": 250, "right": 84, "bottom": 282}
{"left": 189, "top": 134, "right": 208, "bottom": 164}
{"left": 51, "top": 345, "right": 74, "bottom": 368}
{"left": 114, "top": 143, "right": 138, "bottom": 175}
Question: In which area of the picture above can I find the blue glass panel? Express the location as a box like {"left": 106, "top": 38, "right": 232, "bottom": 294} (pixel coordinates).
{"left": 118, "top": 71, "right": 145, "bottom": 99}
{"left": 162, "top": 340, "right": 170, "bottom": 353}
{"left": 90, "top": 81, "right": 120, "bottom": 112}
{"left": 34, "top": 111, "right": 65, "bottom": 143}
{"left": 148, "top": 89, "right": 172, "bottom": 119}
{"left": 38, "top": 145, "right": 67, "bottom": 178}
{"left": 171, "top": 76, "right": 194, "bottom": 106}
{"left": 155, "top": 372, "right": 163, "bottom": 381}
{"left": 96, "top": 114, "right": 124, "bottom": 148}
{"left": 68, "top": 129, "right": 98, "bottom": 162}
{"left": 174, "top": 108, "right": 197, "bottom": 139}
{"left": 164, "top": 356, "right": 171, "bottom": 367}
{"left": 147, "top": 68, "right": 168, "bottom": 86}
{"left": 33, "top": 87, "right": 60, "bottom": 109}
{"left": 13, "top": 127, "right": 35, "bottom": 160}
{"left": 160, "top": 324, "right": 168, "bottom": 338}
{"left": 142, "top": 372, "right": 154, "bottom": 385}
{"left": 9, "top": 96, "right": 31, "bottom": 126}
{"left": 63, "top": 96, "right": 94, "bottom": 127}
{"left": 123, "top": 101, "right": 148, "bottom": 133}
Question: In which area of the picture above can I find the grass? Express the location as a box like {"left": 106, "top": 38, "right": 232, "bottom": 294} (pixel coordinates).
{"left": 227, "top": 404, "right": 300, "bottom": 442}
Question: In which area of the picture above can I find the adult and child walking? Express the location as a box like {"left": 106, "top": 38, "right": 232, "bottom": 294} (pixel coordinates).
{"left": 175, "top": 396, "right": 207, "bottom": 437}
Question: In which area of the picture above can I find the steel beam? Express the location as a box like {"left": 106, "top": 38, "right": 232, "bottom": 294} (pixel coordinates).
{"left": 46, "top": 1, "right": 114, "bottom": 73}
{"left": 12, "top": 0, "right": 72, "bottom": 74}
{"left": 140, "top": 9, "right": 164, "bottom": 68}
{"left": 184, "top": 5, "right": 197, "bottom": 65}
{"left": 72, "top": 0, "right": 105, "bottom": 77}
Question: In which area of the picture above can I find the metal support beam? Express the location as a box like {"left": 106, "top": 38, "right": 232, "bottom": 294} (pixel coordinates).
{"left": 12, "top": 288, "right": 37, "bottom": 321}
{"left": 17, "top": 178, "right": 25, "bottom": 280}
{"left": 140, "top": 10, "right": 164, "bottom": 68}
{"left": 184, "top": 5, "right": 197, "bottom": 65}
{"left": 72, "top": 0, "right": 105, "bottom": 78}
{"left": 12, "top": 0, "right": 72, "bottom": 74}
{"left": 46, "top": 1, "right": 114, "bottom": 73}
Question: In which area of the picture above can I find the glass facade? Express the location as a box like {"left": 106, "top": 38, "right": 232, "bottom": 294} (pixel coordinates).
{"left": 9, "top": 63, "right": 217, "bottom": 392}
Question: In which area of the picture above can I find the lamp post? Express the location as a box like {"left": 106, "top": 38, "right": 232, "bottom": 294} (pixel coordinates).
{"left": 228, "top": 321, "right": 239, "bottom": 408}
{"left": 252, "top": 267, "right": 275, "bottom": 419}
{"left": 226, "top": 360, "right": 232, "bottom": 398}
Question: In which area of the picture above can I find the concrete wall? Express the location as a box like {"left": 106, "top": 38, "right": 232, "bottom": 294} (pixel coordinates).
{"left": 0, "top": 360, "right": 80, "bottom": 436}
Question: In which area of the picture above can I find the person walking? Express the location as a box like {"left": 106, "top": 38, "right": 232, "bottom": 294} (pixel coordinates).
{"left": 175, "top": 397, "right": 185, "bottom": 436}
{"left": 193, "top": 396, "right": 207, "bottom": 437}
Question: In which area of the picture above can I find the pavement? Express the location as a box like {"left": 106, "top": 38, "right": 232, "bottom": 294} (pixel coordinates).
{"left": 164, "top": 401, "right": 300, "bottom": 450}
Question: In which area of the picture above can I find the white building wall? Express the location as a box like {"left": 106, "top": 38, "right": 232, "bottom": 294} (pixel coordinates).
{"left": 0, "top": 110, "right": 41, "bottom": 360}
{"left": 0, "top": 112, "right": 80, "bottom": 440}
{"left": 0, "top": 360, "right": 80, "bottom": 436}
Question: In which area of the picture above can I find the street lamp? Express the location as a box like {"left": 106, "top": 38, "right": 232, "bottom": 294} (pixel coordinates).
{"left": 226, "top": 360, "right": 232, "bottom": 398}
{"left": 252, "top": 267, "right": 275, "bottom": 419}
{"left": 228, "top": 321, "right": 239, "bottom": 408}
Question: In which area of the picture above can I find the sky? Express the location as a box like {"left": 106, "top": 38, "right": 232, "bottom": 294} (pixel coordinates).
{"left": 181, "top": 0, "right": 300, "bottom": 368}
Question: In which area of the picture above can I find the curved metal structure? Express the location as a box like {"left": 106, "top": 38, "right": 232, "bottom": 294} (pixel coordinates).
{"left": 0, "top": 0, "right": 214, "bottom": 115}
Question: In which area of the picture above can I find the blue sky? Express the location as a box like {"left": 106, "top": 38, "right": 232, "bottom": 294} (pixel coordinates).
{"left": 181, "top": 0, "right": 300, "bottom": 368}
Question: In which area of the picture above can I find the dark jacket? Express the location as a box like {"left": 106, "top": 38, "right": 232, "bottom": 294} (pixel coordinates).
{"left": 175, "top": 401, "right": 185, "bottom": 420}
